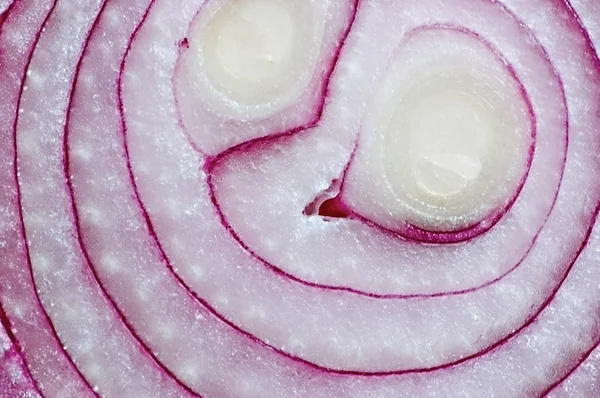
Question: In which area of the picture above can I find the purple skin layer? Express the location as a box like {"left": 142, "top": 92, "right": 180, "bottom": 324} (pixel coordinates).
{"left": 62, "top": 0, "right": 200, "bottom": 396}
{"left": 0, "top": 0, "right": 599, "bottom": 395}
{"left": 3, "top": 0, "right": 95, "bottom": 396}
{"left": 0, "top": 304, "right": 40, "bottom": 396}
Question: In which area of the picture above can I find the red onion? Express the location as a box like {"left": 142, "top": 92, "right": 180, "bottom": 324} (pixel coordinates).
{"left": 1, "top": 0, "right": 600, "bottom": 396}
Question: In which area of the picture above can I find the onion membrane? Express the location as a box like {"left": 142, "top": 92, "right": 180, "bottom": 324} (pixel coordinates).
{"left": 1, "top": 0, "right": 600, "bottom": 397}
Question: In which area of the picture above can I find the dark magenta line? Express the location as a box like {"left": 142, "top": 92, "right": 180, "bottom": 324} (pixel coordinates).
{"left": 10, "top": 0, "right": 96, "bottom": 396}
{"left": 0, "top": 306, "right": 21, "bottom": 366}
{"left": 332, "top": 14, "right": 569, "bottom": 246}
{"left": 536, "top": 0, "right": 600, "bottom": 394}
{"left": 1, "top": 1, "right": 50, "bottom": 393}
{"left": 151, "top": 124, "right": 600, "bottom": 376}
{"left": 540, "top": 338, "right": 600, "bottom": 396}
{"left": 62, "top": 0, "right": 201, "bottom": 396}
{"left": 0, "top": 0, "right": 15, "bottom": 29}
{"left": 0, "top": 302, "right": 41, "bottom": 397}
{"left": 562, "top": 0, "right": 600, "bottom": 67}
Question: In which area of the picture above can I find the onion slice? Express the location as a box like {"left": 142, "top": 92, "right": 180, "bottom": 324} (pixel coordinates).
{"left": 1, "top": 0, "right": 600, "bottom": 396}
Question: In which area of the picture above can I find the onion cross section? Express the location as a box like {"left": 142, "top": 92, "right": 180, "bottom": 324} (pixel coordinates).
{"left": 0, "top": 0, "right": 600, "bottom": 396}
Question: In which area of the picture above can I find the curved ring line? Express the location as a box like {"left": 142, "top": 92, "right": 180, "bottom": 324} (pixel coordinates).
{"left": 0, "top": 0, "right": 15, "bottom": 28}
{"left": 10, "top": 0, "right": 96, "bottom": 395}
{"left": 2, "top": 1, "right": 593, "bottom": 392}
{"left": 537, "top": 0, "right": 600, "bottom": 394}
{"left": 0, "top": 302, "right": 42, "bottom": 396}
{"left": 61, "top": 0, "right": 204, "bottom": 396}
{"left": 540, "top": 337, "right": 600, "bottom": 396}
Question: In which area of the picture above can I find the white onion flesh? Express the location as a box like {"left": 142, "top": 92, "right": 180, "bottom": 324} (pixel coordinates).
{"left": 1, "top": 0, "right": 600, "bottom": 397}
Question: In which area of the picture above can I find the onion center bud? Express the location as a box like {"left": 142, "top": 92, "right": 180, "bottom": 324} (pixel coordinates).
{"left": 186, "top": 0, "right": 320, "bottom": 110}
{"left": 366, "top": 28, "right": 533, "bottom": 232}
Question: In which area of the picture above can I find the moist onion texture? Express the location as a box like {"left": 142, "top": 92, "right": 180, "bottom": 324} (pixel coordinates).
{"left": 1, "top": 0, "right": 600, "bottom": 397}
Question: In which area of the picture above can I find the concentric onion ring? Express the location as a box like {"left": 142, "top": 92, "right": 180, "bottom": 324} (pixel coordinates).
{"left": 1, "top": 0, "right": 600, "bottom": 397}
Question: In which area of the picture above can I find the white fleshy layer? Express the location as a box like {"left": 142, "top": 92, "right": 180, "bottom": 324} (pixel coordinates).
{"left": 0, "top": 0, "right": 12, "bottom": 15}
{"left": 349, "top": 27, "right": 531, "bottom": 232}
{"left": 16, "top": 0, "right": 198, "bottom": 396}
{"left": 0, "top": 0, "right": 99, "bottom": 396}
